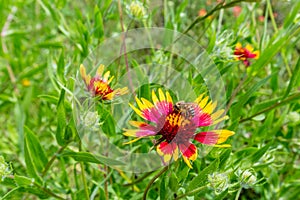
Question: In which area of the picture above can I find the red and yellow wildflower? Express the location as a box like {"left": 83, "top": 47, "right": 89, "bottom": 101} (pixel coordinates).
{"left": 124, "top": 89, "right": 234, "bottom": 168}
{"left": 234, "top": 43, "right": 260, "bottom": 67}
{"left": 80, "top": 64, "right": 128, "bottom": 100}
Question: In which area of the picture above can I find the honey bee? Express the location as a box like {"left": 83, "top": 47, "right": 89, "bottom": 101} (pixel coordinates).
{"left": 174, "top": 101, "right": 197, "bottom": 119}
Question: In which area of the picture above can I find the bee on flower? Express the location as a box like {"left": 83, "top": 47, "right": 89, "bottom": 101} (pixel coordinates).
{"left": 234, "top": 42, "right": 260, "bottom": 67}
{"left": 80, "top": 64, "right": 128, "bottom": 101}
{"left": 124, "top": 89, "right": 234, "bottom": 168}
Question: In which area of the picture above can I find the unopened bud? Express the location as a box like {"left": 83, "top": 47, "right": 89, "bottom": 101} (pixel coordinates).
{"left": 208, "top": 172, "right": 229, "bottom": 194}
{"left": 238, "top": 169, "right": 257, "bottom": 188}
{"left": 0, "top": 156, "right": 12, "bottom": 181}
{"left": 129, "top": 2, "right": 146, "bottom": 19}
{"left": 84, "top": 111, "right": 99, "bottom": 128}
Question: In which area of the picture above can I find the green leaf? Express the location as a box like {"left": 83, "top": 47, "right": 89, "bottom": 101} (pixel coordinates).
{"left": 98, "top": 104, "right": 116, "bottom": 136}
{"left": 219, "top": 148, "right": 232, "bottom": 170}
{"left": 250, "top": 26, "right": 300, "bottom": 76}
{"left": 94, "top": 6, "right": 104, "bottom": 40}
{"left": 24, "top": 127, "right": 48, "bottom": 171}
{"left": 24, "top": 128, "right": 43, "bottom": 184}
{"left": 283, "top": 1, "right": 300, "bottom": 29}
{"left": 169, "top": 172, "right": 179, "bottom": 192}
{"left": 14, "top": 175, "right": 34, "bottom": 187}
{"left": 38, "top": 94, "right": 72, "bottom": 111}
{"left": 231, "top": 75, "right": 272, "bottom": 119}
{"left": 159, "top": 174, "right": 167, "bottom": 200}
{"left": 187, "top": 158, "right": 220, "bottom": 191}
{"left": 57, "top": 49, "right": 66, "bottom": 83}
{"left": 283, "top": 57, "right": 300, "bottom": 98}
{"left": 250, "top": 142, "right": 272, "bottom": 163}
{"left": 59, "top": 150, "right": 125, "bottom": 166}
{"left": 177, "top": 164, "right": 190, "bottom": 183}
{"left": 56, "top": 89, "right": 67, "bottom": 146}
{"left": 1, "top": 176, "right": 16, "bottom": 187}
{"left": 251, "top": 98, "right": 279, "bottom": 114}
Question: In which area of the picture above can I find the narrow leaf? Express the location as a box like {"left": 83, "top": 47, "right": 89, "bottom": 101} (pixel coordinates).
{"left": 187, "top": 158, "right": 220, "bottom": 191}
{"left": 24, "top": 126, "right": 48, "bottom": 172}
{"left": 59, "top": 150, "right": 125, "bottom": 166}
{"left": 56, "top": 89, "right": 67, "bottom": 146}
{"left": 283, "top": 57, "right": 300, "bottom": 98}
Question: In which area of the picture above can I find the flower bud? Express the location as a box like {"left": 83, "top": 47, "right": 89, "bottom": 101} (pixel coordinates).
{"left": 208, "top": 172, "right": 229, "bottom": 194}
{"left": 0, "top": 156, "right": 12, "bottom": 181}
{"left": 128, "top": 1, "right": 146, "bottom": 20}
{"left": 84, "top": 111, "right": 99, "bottom": 126}
{"left": 237, "top": 169, "right": 257, "bottom": 188}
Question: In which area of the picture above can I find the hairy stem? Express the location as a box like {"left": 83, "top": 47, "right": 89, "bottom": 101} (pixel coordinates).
{"left": 42, "top": 143, "right": 69, "bottom": 177}
{"left": 240, "top": 92, "right": 300, "bottom": 123}
{"left": 142, "top": 166, "right": 169, "bottom": 200}
{"left": 235, "top": 187, "right": 242, "bottom": 200}
{"left": 122, "top": 171, "right": 155, "bottom": 187}
{"left": 79, "top": 141, "right": 89, "bottom": 199}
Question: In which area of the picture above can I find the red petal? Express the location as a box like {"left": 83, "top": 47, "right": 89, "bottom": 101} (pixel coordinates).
{"left": 158, "top": 142, "right": 177, "bottom": 155}
{"left": 194, "top": 112, "right": 213, "bottom": 127}
{"left": 194, "top": 132, "right": 218, "bottom": 145}
{"left": 179, "top": 143, "right": 197, "bottom": 159}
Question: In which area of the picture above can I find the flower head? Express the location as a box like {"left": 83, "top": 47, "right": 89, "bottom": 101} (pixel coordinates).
{"left": 124, "top": 89, "right": 234, "bottom": 168}
{"left": 80, "top": 64, "right": 128, "bottom": 101}
{"left": 22, "top": 79, "right": 31, "bottom": 87}
{"left": 208, "top": 172, "right": 229, "bottom": 194}
{"left": 234, "top": 42, "right": 259, "bottom": 67}
{"left": 198, "top": 8, "right": 207, "bottom": 17}
{"left": 232, "top": 6, "right": 242, "bottom": 17}
{"left": 128, "top": 1, "right": 146, "bottom": 20}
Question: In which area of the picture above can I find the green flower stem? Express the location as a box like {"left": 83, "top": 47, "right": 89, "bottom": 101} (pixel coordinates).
{"left": 240, "top": 92, "right": 300, "bottom": 123}
{"left": 42, "top": 143, "right": 69, "bottom": 177}
{"left": 217, "top": 8, "right": 224, "bottom": 35}
{"left": 80, "top": 162, "right": 90, "bottom": 200}
{"left": 235, "top": 187, "right": 242, "bottom": 200}
{"left": 33, "top": 182, "right": 66, "bottom": 200}
{"left": 266, "top": 0, "right": 292, "bottom": 77}
{"left": 122, "top": 171, "right": 155, "bottom": 187}
{"left": 174, "top": 185, "right": 208, "bottom": 200}
{"left": 142, "top": 166, "right": 169, "bottom": 200}
{"left": 117, "top": 0, "right": 135, "bottom": 94}
{"left": 79, "top": 141, "right": 90, "bottom": 200}
{"left": 225, "top": 72, "right": 248, "bottom": 114}
{"left": 266, "top": 0, "right": 278, "bottom": 33}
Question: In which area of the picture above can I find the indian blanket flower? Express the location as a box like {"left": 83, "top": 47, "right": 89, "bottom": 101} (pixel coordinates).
{"left": 80, "top": 64, "right": 128, "bottom": 100}
{"left": 124, "top": 89, "right": 234, "bottom": 168}
{"left": 234, "top": 42, "right": 260, "bottom": 67}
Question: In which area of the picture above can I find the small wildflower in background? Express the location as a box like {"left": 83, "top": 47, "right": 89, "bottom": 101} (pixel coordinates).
{"left": 232, "top": 6, "right": 242, "bottom": 17}
{"left": 234, "top": 42, "right": 260, "bottom": 67}
{"left": 0, "top": 156, "right": 11, "bottom": 181}
{"left": 208, "top": 172, "right": 229, "bottom": 194}
{"left": 21, "top": 78, "right": 31, "bottom": 87}
{"left": 124, "top": 89, "right": 234, "bottom": 168}
{"left": 127, "top": 1, "right": 146, "bottom": 20}
{"left": 258, "top": 15, "right": 265, "bottom": 23}
{"left": 198, "top": 8, "right": 207, "bottom": 17}
{"left": 80, "top": 64, "right": 128, "bottom": 101}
